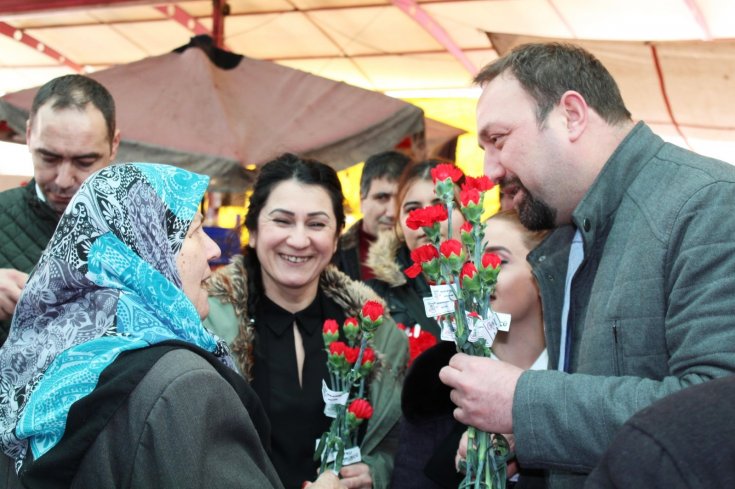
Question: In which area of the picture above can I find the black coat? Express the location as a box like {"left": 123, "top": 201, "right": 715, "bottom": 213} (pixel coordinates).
{"left": 587, "top": 374, "right": 735, "bottom": 488}
{"left": 391, "top": 342, "right": 547, "bottom": 489}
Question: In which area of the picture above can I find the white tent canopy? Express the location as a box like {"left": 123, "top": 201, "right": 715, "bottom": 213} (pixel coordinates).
{"left": 0, "top": 0, "right": 733, "bottom": 165}
{"left": 489, "top": 33, "right": 735, "bottom": 162}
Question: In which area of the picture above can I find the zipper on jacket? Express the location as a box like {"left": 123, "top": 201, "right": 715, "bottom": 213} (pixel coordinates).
{"left": 612, "top": 321, "right": 620, "bottom": 376}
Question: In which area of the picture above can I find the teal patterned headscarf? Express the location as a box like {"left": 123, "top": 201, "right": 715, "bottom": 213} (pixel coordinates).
{"left": 0, "top": 163, "right": 233, "bottom": 469}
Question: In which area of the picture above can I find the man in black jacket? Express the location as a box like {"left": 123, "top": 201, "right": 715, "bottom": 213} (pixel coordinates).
{"left": 334, "top": 150, "right": 409, "bottom": 281}
{"left": 0, "top": 74, "right": 119, "bottom": 344}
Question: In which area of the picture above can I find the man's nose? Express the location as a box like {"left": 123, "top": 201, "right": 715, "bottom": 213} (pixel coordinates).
{"left": 384, "top": 197, "right": 396, "bottom": 218}
{"left": 55, "top": 162, "right": 76, "bottom": 189}
{"left": 483, "top": 153, "right": 505, "bottom": 184}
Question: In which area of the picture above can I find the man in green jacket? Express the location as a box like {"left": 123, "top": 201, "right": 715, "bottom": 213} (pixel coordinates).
{"left": 0, "top": 74, "right": 119, "bottom": 345}
{"left": 440, "top": 42, "right": 735, "bottom": 488}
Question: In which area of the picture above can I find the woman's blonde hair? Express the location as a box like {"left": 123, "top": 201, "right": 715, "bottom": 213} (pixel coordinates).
{"left": 487, "top": 209, "right": 549, "bottom": 252}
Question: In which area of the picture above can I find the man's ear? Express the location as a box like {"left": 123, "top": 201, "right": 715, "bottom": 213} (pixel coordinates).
{"left": 109, "top": 129, "right": 121, "bottom": 162}
{"left": 559, "top": 90, "right": 588, "bottom": 142}
{"left": 25, "top": 118, "right": 32, "bottom": 147}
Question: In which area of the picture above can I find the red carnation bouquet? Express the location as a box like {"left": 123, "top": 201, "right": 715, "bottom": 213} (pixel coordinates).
{"left": 404, "top": 164, "right": 511, "bottom": 488}
{"left": 397, "top": 322, "right": 438, "bottom": 366}
{"left": 314, "top": 301, "right": 384, "bottom": 475}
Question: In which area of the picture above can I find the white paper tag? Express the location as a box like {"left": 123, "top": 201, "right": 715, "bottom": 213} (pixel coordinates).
{"left": 318, "top": 444, "right": 363, "bottom": 465}
{"left": 430, "top": 283, "right": 456, "bottom": 302}
{"left": 465, "top": 312, "right": 511, "bottom": 346}
{"left": 322, "top": 380, "right": 349, "bottom": 418}
{"left": 423, "top": 297, "right": 455, "bottom": 318}
{"left": 440, "top": 318, "right": 456, "bottom": 341}
{"left": 488, "top": 311, "right": 512, "bottom": 332}
{"left": 467, "top": 319, "right": 498, "bottom": 346}
{"left": 342, "top": 446, "right": 363, "bottom": 465}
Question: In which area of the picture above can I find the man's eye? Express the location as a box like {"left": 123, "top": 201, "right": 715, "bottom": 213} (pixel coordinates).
{"left": 491, "top": 134, "right": 506, "bottom": 149}
{"left": 76, "top": 160, "right": 98, "bottom": 168}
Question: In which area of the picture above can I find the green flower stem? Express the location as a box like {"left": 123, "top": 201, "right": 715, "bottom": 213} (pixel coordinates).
{"left": 474, "top": 430, "right": 487, "bottom": 489}
{"left": 358, "top": 378, "right": 366, "bottom": 404}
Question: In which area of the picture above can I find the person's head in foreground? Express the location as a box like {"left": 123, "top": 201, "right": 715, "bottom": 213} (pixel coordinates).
{"left": 475, "top": 42, "right": 633, "bottom": 231}
{"left": 0, "top": 163, "right": 225, "bottom": 467}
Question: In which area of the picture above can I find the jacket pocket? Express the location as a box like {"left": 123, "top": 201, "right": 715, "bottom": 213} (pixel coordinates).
{"left": 612, "top": 320, "right": 622, "bottom": 376}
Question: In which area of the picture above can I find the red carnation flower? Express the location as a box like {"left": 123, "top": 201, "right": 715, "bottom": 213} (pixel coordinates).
{"left": 463, "top": 175, "right": 495, "bottom": 192}
{"left": 343, "top": 316, "right": 360, "bottom": 341}
{"left": 460, "top": 187, "right": 481, "bottom": 207}
{"left": 329, "top": 341, "right": 347, "bottom": 357}
{"left": 461, "top": 221, "right": 473, "bottom": 233}
{"left": 482, "top": 252, "right": 502, "bottom": 269}
{"left": 404, "top": 262, "right": 423, "bottom": 278}
{"left": 430, "top": 163, "right": 464, "bottom": 184}
{"left": 323, "top": 319, "right": 340, "bottom": 346}
{"left": 361, "top": 347, "right": 376, "bottom": 365}
{"left": 410, "top": 244, "right": 439, "bottom": 264}
{"left": 361, "top": 300, "right": 384, "bottom": 322}
{"left": 323, "top": 319, "right": 339, "bottom": 335}
{"left": 406, "top": 204, "right": 448, "bottom": 230}
{"left": 347, "top": 398, "right": 374, "bottom": 421}
{"left": 439, "top": 239, "right": 463, "bottom": 258}
{"left": 460, "top": 262, "right": 477, "bottom": 280}
{"left": 345, "top": 346, "right": 360, "bottom": 364}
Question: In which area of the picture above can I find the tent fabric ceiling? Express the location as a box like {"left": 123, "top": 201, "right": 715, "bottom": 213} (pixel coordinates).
{"left": 489, "top": 33, "right": 735, "bottom": 160}
{"left": 0, "top": 38, "right": 431, "bottom": 190}
{"left": 0, "top": 0, "right": 733, "bottom": 162}
{"left": 1, "top": 1, "right": 734, "bottom": 94}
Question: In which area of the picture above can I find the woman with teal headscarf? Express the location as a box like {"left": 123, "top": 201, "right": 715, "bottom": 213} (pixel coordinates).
{"left": 0, "top": 163, "right": 338, "bottom": 489}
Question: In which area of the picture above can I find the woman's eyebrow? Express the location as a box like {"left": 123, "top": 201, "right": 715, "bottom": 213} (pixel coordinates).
{"left": 484, "top": 245, "right": 511, "bottom": 254}
{"left": 268, "top": 209, "right": 330, "bottom": 218}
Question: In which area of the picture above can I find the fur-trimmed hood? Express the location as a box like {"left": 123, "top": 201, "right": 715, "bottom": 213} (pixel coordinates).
{"left": 338, "top": 219, "right": 361, "bottom": 251}
{"left": 207, "top": 255, "right": 398, "bottom": 380}
{"left": 365, "top": 231, "right": 407, "bottom": 288}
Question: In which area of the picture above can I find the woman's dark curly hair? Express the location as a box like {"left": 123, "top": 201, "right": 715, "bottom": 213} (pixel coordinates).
{"left": 242, "top": 153, "right": 346, "bottom": 317}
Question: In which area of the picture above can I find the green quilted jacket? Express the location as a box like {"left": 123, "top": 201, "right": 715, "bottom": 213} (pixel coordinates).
{"left": 0, "top": 179, "right": 60, "bottom": 344}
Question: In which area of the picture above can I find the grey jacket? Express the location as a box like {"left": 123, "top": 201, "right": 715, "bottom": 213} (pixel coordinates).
{"left": 515, "top": 122, "right": 735, "bottom": 488}
{"left": 72, "top": 349, "right": 283, "bottom": 489}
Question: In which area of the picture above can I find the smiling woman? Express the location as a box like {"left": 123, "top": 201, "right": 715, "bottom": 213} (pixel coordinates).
{"left": 205, "top": 153, "right": 408, "bottom": 489}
